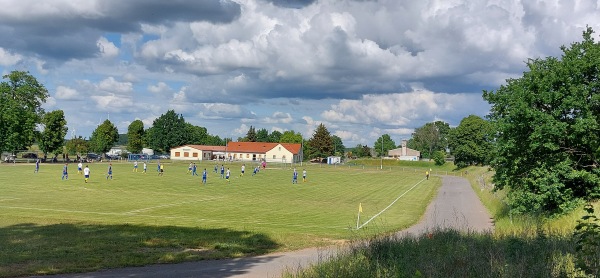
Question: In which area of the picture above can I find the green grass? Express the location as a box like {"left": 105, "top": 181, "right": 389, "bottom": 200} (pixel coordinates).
{"left": 0, "top": 161, "right": 439, "bottom": 277}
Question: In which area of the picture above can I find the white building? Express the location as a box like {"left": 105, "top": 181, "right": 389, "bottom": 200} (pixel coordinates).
{"left": 170, "top": 145, "right": 226, "bottom": 161}
{"left": 388, "top": 140, "right": 421, "bottom": 161}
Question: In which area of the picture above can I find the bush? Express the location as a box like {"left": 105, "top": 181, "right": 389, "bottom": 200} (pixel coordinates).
{"left": 432, "top": 151, "right": 446, "bottom": 166}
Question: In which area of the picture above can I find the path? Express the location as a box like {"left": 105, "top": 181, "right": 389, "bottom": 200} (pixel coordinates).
{"left": 34, "top": 176, "right": 493, "bottom": 278}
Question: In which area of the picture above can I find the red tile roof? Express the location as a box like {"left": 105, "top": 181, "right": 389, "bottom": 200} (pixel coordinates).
{"left": 185, "top": 145, "right": 227, "bottom": 152}
{"left": 226, "top": 142, "right": 301, "bottom": 154}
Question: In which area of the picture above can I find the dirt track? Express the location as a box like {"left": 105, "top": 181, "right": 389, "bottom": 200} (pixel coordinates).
{"left": 34, "top": 175, "right": 494, "bottom": 278}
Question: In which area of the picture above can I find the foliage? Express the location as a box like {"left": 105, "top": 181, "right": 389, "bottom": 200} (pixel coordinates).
{"left": 332, "top": 135, "right": 345, "bottom": 156}
{"left": 351, "top": 144, "right": 371, "bottom": 158}
{"left": 280, "top": 130, "right": 302, "bottom": 143}
{"left": 268, "top": 130, "right": 282, "bottom": 143}
{"left": 0, "top": 71, "right": 49, "bottom": 153}
{"left": 256, "top": 128, "right": 269, "bottom": 142}
{"left": 432, "top": 151, "right": 446, "bottom": 166}
{"left": 373, "top": 134, "right": 396, "bottom": 157}
{"left": 38, "top": 110, "right": 68, "bottom": 156}
{"left": 245, "top": 125, "right": 257, "bottom": 142}
{"left": 126, "top": 120, "right": 145, "bottom": 153}
{"left": 407, "top": 121, "right": 450, "bottom": 159}
{"left": 574, "top": 204, "right": 600, "bottom": 277}
{"left": 117, "top": 134, "right": 128, "bottom": 146}
{"left": 89, "top": 119, "right": 119, "bottom": 155}
{"left": 307, "top": 123, "right": 333, "bottom": 159}
{"left": 483, "top": 27, "right": 600, "bottom": 215}
{"left": 145, "top": 110, "right": 187, "bottom": 153}
{"left": 184, "top": 123, "right": 209, "bottom": 145}
{"left": 448, "top": 115, "right": 493, "bottom": 168}
{"left": 65, "top": 136, "right": 89, "bottom": 155}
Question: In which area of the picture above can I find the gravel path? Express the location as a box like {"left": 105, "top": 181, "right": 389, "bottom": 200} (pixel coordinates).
{"left": 35, "top": 175, "right": 493, "bottom": 278}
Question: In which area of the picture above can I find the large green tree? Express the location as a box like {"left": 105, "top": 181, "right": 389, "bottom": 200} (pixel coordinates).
{"left": 126, "top": 120, "right": 145, "bottom": 153}
{"left": 0, "top": 71, "right": 49, "bottom": 153}
{"left": 184, "top": 123, "right": 208, "bottom": 145}
{"left": 407, "top": 121, "right": 450, "bottom": 159}
{"left": 38, "top": 110, "right": 68, "bottom": 157}
{"left": 256, "top": 128, "right": 269, "bottom": 142}
{"left": 280, "top": 130, "right": 302, "bottom": 143}
{"left": 145, "top": 110, "right": 187, "bottom": 153}
{"left": 448, "top": 115, "right": 493, "bottom": 168}
{"left": 307, "top": 123, "right": 334, "bottom": 159}
{"left": 332, "top": 135, "right": 345, "bottom": 156}
{"left": 268, "top": 130, "right": 282, "bottom": 143}
{"left": 89, "top": 120, "right": 119, "bottom": 156}
{"left": 483, "top": 27, "right": 600, "bottom": 215}
{"left": 373, "top": 134, "right": 396, "bottom": 157}
{"left": 245, "top": 126, "right": 257, "bottom": 142}
{"left": 65, "top": 136, "right": 89, "bottom": 156}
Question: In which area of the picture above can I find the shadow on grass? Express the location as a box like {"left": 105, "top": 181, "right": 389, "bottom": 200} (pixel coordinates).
{"left": 287, "top": 229, "right": 581, "bottom": 278}
{"left": 0, "top": 222, "right": 279, "bottom": 277}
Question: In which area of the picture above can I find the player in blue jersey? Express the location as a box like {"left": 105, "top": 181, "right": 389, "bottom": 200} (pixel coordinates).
{"left": 106, "top": 163, "right": 113, "bottom": 180}
{"left": 220, "top": 165, "right": 225, "bottom": 178}
{"left": 61, "top": 163, "right": 69, "bottom": 180}
{"left": 292, "top": 168, "right": 298, "bottom": 184}
{"left": 202, "top": 168, "right": 207, "bottom": 184}
{"left": 225, "top": 168, "right": 230, "bottom": 182}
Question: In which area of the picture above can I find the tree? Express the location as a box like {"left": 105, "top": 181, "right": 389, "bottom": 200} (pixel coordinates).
{"left": 483, "top": 27, "right": 600, "bottom": 215}
{"left": 448, "top": 115, "right": 493, "bottom": 168}
{"left": 245, "top": 126, "right": 257, "bottom": 142}
{"left": 373, "top": 134, "right": 396, "bottom": 157}
{"left": 280, "top": 130, "right": 302, "bottom": 143}
{"left": 38, "top": 110, "right": 68, "bottom": 157}
{"left": 89, "top": 120, "right": 119, "bottom": 156}
{"left": 307, "top": 123, "right": 334, "bottom": 159}
{"left": 127, "top": 120, "right": 145, "bottom": 153}
{"left": 268, "top": 130, "right": 282, "bottom": 143}
{"left": 332, "top": 135, "right": 345, "bottom": 156}
{"left": 0, "top": 71, "right": 49, "bottom": 153}
{"left": 256, "top": 128, "right": 269, "bottom": 142}
{"left": 65, "top": 136, "right": 89, "bottom": 156}
{"left": 432, "top": 151, "right": 446, "bottom": 166}
{"left": 145, "top": 110, "right": 187, "bottom": 153}
{"left": 407, "top": 121, "right": 450, "bottom": 159}
{"left": 184, "top": 123, "right": 208, "bottom": 145}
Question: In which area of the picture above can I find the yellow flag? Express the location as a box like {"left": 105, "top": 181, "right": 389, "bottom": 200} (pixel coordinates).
{"left": 359, "top": 203, "right": 363, "bottom": 213}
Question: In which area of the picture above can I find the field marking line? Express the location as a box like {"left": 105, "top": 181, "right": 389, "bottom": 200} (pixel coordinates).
{"left": 125, "top": 197, "right": 224, "bottom": 214}
{"left": 0, "top": 197, "right": 20, "bottom": 202}
{"left": 357, "top": 178, "right": 426, "bottom": 230}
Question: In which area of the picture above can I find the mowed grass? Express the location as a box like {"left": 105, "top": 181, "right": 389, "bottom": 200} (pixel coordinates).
{"left": 0, "top": 161, "right": 439, "bottom": 277}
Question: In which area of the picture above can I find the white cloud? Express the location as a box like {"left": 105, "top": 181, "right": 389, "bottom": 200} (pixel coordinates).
{"left": 264, "top": 111, "right": 293, "bottom": 124}
{"left": 148, "top": 82, "right": 172, "bottom": 93}
{"left": 98, "top": 77, "right": 133, "bottom": 94}
{"left": 0, "top": 47, "right": 22, "bottom": 66}
{"left": 55, "top": 85, "right": 81, "bottom": 100}
{"left": 96, "top": 37, "right": 119, "bottom": 58}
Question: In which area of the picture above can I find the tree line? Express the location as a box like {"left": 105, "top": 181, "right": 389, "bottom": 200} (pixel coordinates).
{"left": 1, "top": 27, "right": 599, "bottom": 216}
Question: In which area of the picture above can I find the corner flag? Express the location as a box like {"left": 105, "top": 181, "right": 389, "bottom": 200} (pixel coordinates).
{"left": 359, "top": 203, "right": 363, "bottom": 213}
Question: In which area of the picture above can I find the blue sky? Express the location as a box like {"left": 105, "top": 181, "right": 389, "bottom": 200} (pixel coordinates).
{"left": 1, "top": 0, "right": 599, "bottom": 147}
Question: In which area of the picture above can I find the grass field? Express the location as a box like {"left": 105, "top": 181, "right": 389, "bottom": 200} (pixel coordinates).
{"left": 0, "top": 160, "right": 440, "bottom": 277}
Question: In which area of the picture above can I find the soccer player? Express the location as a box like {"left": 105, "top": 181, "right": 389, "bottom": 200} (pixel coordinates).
{"left": 143, "top": 162, "right": 147, "bottom": 173}
{"left": 133, "top": 161, "right": 138, "bottom": 172}
{"left": 303, "top": 169, "right": 307, "bottom": 182}
{"left": 214, "top": 163, "right": 218, "bottom": 173}
{"left": 202, "top": 168, "right": 207, "bottom": 185}
{"left": 157, "top": 161, "right": 161, "bottom": 172}
{"left": 77, "top": 162, "right": 83, "bottom": 174}
{"left": 240, "top": 164, "right": 245, "bottom": 177}
{"left": 192, "top": 163, "right": 198, "bottom": 176}
{"left": 426, "top": 170, "right": 429, "bottom": 180}
{"left": 83, "top": 165, "right": 90, "bottom": 183}
{"left": 188, "top": 162, "right": 193, "bottom": 174}
{"left": 159, "top": 164, "right": 164, "bottom": 176}
{"left": 34, "top": 158, "right": 40, "bottom": 173}
{"left": 225, "top": 168, "right": 230, "bottom": 182}
{"left": 292, "top": 168, "right": 298, "bottom": 184}
{"left": 220, "top": 165, "right": 225, "bottom": 178}
{"left": 62, "top": 163, "right": 69, "bottom": 180}
{"left": 252, "top": 166, "right": 258, "bottom": 176}
{"left": 106, "top": 163, "right": 113, "bottom": 180}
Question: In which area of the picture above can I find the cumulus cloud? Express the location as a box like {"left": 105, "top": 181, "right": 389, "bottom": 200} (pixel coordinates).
{"left": 55, "top": 86, "right": 82, "bottom": 100}
{"left": 0, "top": 47, "right": 22, "bottom": 66}
{"left": 98, "top": 77, "right": 133, "bottom": 94}
{"left": 96, "top": 37, "right": 119, "bottom": 58}
{"left": 264, "top": 111, "right": 293, "bottom": 124}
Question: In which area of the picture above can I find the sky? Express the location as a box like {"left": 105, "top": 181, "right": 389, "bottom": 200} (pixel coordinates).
{"left": 1, "top": 0, "right": 599, "bottom": 148}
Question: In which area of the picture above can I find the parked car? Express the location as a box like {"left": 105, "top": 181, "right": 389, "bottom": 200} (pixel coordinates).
{"left": 85, "top": 153, "right": 102, "bottom": 162}
{"left": 22, "top": 153, "right": 38, "bottom": 159}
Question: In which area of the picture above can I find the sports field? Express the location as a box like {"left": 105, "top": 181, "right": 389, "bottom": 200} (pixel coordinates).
{"left": 0, "top": 160, "right": 440, "bottom": 276}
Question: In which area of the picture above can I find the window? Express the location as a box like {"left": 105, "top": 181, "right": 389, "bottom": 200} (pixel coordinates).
{"left": 282, "top": 155, "right": 286, "bottom": 159}
{"left": 278, "top": 147, "right": 281, "bottom": 151}
{"left": 246, "top": 154, "right": 249, "bottom": 158}
{"left": 184, "top": 152, "right": 189, "bottom": 157}
{"left": 193, "top": 153, "right": 198, "bottom": 157}
{"left": 273, "top": 155, "right": 276, "bottom": 159}
{"left": 175, "top": 152, "right": 181, "bottom": 157}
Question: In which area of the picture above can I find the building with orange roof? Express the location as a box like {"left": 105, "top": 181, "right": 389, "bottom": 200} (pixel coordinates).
{"left": 170, "top": 142, "right": 302, "bottom": 163}
{"left": 170, "top": 145, "right": 227, "bottom": 161}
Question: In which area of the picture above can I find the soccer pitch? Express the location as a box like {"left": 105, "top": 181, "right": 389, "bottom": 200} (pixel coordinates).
{"left": 0, "top": 161, "right": 440, "bottom": 276}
